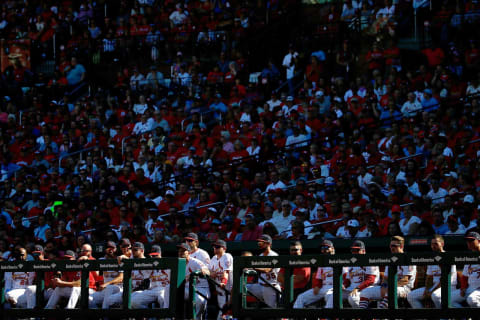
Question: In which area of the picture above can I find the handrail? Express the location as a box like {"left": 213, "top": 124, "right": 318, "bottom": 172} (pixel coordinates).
{"left": 0, "top": 258, "right": 186, "bottom": 318}
{"left": 158, "top": 201, "right": 225, "bottom": 219}
{"left": 58, "top": 146, "right": 97, "bottom": 169}
{"left": 280, "top": 217, "right": 345, "bottom": 235}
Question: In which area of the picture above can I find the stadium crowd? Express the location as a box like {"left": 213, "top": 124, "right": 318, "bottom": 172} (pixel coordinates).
{"left": 0, "top": 0, "right": 480, "bottom": 263}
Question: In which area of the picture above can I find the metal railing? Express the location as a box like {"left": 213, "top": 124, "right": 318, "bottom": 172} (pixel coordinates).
{"left": 232, "top": 252, "right": 479, "bottom": 319}
{"left": 0, "top": 258, "right": 186, "bottom": 318}
{"left": 58, "top": 146, "right": 98, "bottom": 170}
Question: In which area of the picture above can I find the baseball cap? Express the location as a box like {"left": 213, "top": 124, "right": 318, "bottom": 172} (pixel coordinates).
{"left": 177, "top": 243, "right": 191, "bottom": 251}
{"left": 149, "top": 245, "right": 162, "bottom": 256}
{"left": 63, "top": 250, "right": 76, "bottom": 259}
{"left": 207, "top": 207, "right": 217, "bottom": 213}
{"left": 347, "top": 219, "right": 360, "bottom": 228}
{"left": 106, "top": 241, "right": 117, "bottom": 249}
{"left": 120, "top": 238, "right": 131, "bottom": 248}
{"left": 257, "top": 234, "right": 272, "bottom": 244}
{"left": 213, "top": 240, "right": 227, "bottom": 248}
{"left": 286, "top": 96, "right": 294, "bottom": 101}
{"left": 325, "top": 176, "right": 335, "bottom": 186}
{"left": 165, "top": 190, "right": 175, "bottom": 197}
{"left": 184, "top": 232, "right": 199, "bottom": 241}
{"left": 132, "top": 242, "right": 144, "bottom": 250}
{"left": 391, "top": 205, "right": 401, "bottom": 213}
{"left": 463, "top": 195, "right": 475, "bottom": 203}
{"left": 444, "top": 171, "right": 458, "bottom": 179}
{"left": 315, "top": 90, "right": 324, "bottom": 97}
{"left": 211, "top": 219, "right": 221, "bottom": 225}
{"left": 465, "top": 231, "right": 480, "bottom": 241}
{"left": 33, "top": 244, "right": 44, "bottom": 254}
{"left": 424, "top": 88, "right": 433, "bottom": 95}
{"left": 321, "top": 239, "right": 334, "bottom": 248}
{"left": 351, "top": 240, "right": 365, "bottom": 250}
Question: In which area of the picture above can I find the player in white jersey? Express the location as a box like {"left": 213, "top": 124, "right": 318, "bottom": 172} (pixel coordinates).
{"left": 407, "top": 235, "right": 458, "bottom": 308}
{"left": 343, "top": 240, "right": 380, "bottom": 308}
{"left": 105, "top": 242, "right": 151, "bottom": 308}
{"left": 208, "top": 240, "right": 233, "bottom": 320}
{"left": 247, "top": 234, "right": 282, "bottom": 308}
{"left": 294, "top": 239, "right": 335, "bottom": 308}
{"left": 4, "top": 247, "right": 34, "bottom": 308}
{"left": 178, "top": 243, "right": 211, "bottom": 320}
{"left": 131, "top": 245, "right": 171, "bottom": 309}
{"left": 185, "top": 232, "right": 211, "bottom": 265}
{"left": 451, "top": 231, "right": 480, "bottom": 307}
{"left": 360, "top": 236, "right": 416, "bottom": 309}
{"left": 90, "top": 241, "right": 123, "bottom": 308}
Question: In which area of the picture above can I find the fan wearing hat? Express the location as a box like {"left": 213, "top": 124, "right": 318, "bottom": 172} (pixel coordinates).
{"left": 407, "top": 235, "right": 458, "bottom": 309}
{"left": 4, "top": 247, "right": 32, "bottom": 308}
{"left": 450, "top": 232, "right": 480, "bottom": 308}
{"left": 90, "top": 241, "right": 123, "bottom": 309}
{"left": 184, "top": 232, "right": 211, "bottom": 265}
{"left": 359, "top": 236, "right": 416, "bottom": 310}
{"left": 294, "top": 239, "right": 335, "bottom": 308}
{"left": 341, "top": 241, "right": 380, "bottom": 308}
{"left": 208, "top": 240, "right": 233, "bottom": 319}
{"left": 246, "top": 234, "right": 281, "bottom": 308}
{"left": 104, "top": 242, "right": 151, "bottom": 308}
{"left": 177, "top": 243, "right": 211, "bottom": 320}
{"left": 131, "top": 245, "right": 170, "bottom": 309}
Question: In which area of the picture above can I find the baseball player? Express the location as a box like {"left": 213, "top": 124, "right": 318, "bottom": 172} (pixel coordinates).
{"left": 247, "top": 234, "right": 281, "bottom": 308}
{"left": 131, "top": 245, "right": 171, "bottom": 309}
{"left": 4, "top": 247, "right": 34, "bottom": 308}
{"left": 105, "top": 242, "right": 151, "bottom": 308}
{"left": 359, "top": 236, "right": 416, "bottom": 309}
{"left": 185, "top": 232, "right": 211, "bottom": 265}
{"left": 407, "top": 235, "right": 458, "bottom": 308}
{"left": 208, "top": 239, "right": 233, "bottom": 320}
{"left": 45, "top": 249, "right": 97, "bottom": 309}
{"left": 25, "top": 245, "right": 55, "bottom": 308}
{"left": 178, "top": 242, "right": 211, "bottom": 320}
{"left": 293, "top": 239, "right": 335, "bottom": 308}
{"left": 451, "top": 231, "right": 480, "bottom": 307}
{"left": 89, "top": 241, "right": 123, "bottom": 309}
{"left": 343, "top": 240, "right": 380, "bottom": 308}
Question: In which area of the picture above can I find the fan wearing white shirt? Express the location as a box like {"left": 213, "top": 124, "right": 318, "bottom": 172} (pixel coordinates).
{"left": 426, "top": 178, "right": 448, "bottom": 205}
{"left": 445, "top": 215, "right": 466, "bottom": 235}
{"left": 399, "top": 205, "right": 421, "bottom": 235}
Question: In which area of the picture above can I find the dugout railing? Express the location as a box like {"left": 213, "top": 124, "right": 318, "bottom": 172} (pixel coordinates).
{"left": 0, "top": 258, "right": 185, "bottom": 318}
{"left": 232, "top": 252, "right": 480, "bottom": 319}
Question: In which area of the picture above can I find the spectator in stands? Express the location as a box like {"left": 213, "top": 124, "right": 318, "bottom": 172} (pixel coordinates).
{"left": 65, "top": 57, "right": 86, "bottom": 86}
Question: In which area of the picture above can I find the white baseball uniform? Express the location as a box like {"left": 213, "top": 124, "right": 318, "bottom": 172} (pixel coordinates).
{"left": 90, "top": 259, "right": 123, "bottom": 309}
{"left": 293, "top": 266, "right": 333, "bottom": 308}
{"left": 359, "top": 265, "right": 416, "bottom": 309}
{"left": 407, "top": 264, "right": 457, "bottom": 308}
{"left": 343, "top": 265, "right": 380, "bottom": 308}
{"left": 209, "top": 253, "right": 233, "bottom": 319}
{"left": 191, "top": 248, "right": 211, "bottom": 266}
{"left": 452, "top": 264, "right": 480, "bottom": 307}
{"left": 247, "top": 250, "right": 281, "bottom": 308}
{"left": 4, "top": 271, "right": 34, "bottom": 307}
{"left": 131, "top": 269, "right": 171, "bottom": 309}
{"left": 105, "top": 269, "right": 151, "bottom": 308}
{"left": 185, "top": 257, "right": 211, "bottom": 320}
